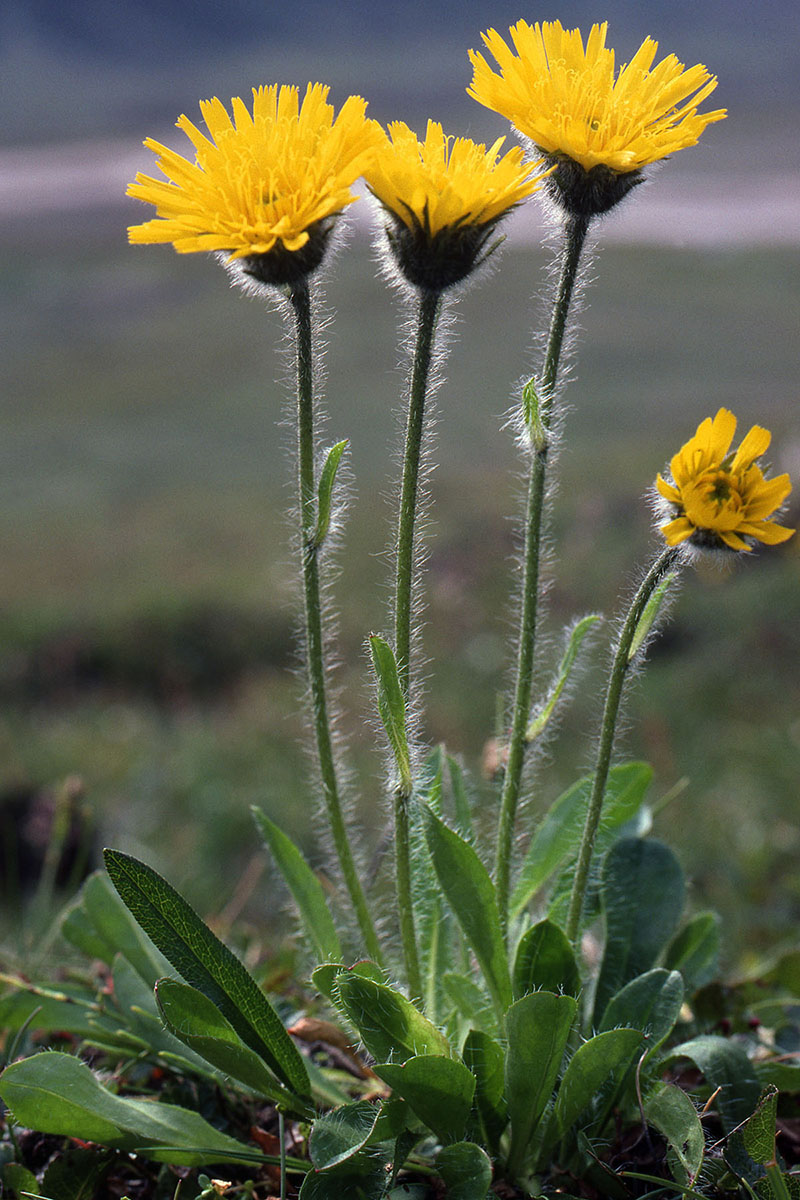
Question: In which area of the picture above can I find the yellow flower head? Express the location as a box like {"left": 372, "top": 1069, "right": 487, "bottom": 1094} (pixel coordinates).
{"left": 468, "top": 21, "right": 726, "bottom": 216}
{"left": 656, "top": 408, "right": 794, "bottom": 554}
{"left": 127, "top": 84, "right": 382, "bottom": 286}
{"left": 365, "top": 119, "right": 549, "bottom": 291}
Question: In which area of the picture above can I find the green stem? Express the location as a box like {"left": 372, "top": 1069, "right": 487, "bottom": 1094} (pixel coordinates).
{"left": 494, "top": 213, "right": 590, "bottom": 934}
{"left": 288, "top": 281, "right": 383, "bottom": 965}
{"left": 394, "top": 785, "right": 422, "bottom": 998}
{"left": 565, "top": 546, "right": 681, "bottom": 945}
{"left": 394, "top": 288, "right": 442, "bottom": 699}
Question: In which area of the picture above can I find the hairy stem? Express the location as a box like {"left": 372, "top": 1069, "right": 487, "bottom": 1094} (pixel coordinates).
{"left": 495, "top": 213, "right": 590, "bottom": 934}
{"left": 394, "top": 288, "right": 442, "bottom": 699}
{"left": 565, "top": 546, "right": 681, "bottom": 945}
{"left": 289, "top": 281, "right": 383, "bottom": 965}
{"left": 394, "top": 785, "right": 422, "bottom": 998}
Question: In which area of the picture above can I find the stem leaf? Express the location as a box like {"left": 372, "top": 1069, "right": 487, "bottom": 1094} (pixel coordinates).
{"left": 370, "top": 635, "right": 412, "bottom": 792}
{"left": 312, "top": 439, "right": 348, "bottom": 549}
{"left": 526, "top": 614, "right": 602, "bottom": 742}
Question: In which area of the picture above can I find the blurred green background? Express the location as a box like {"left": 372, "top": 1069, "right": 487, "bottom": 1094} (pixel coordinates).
{"left": 1, "top": 0, "right": 798, "bottom": 965}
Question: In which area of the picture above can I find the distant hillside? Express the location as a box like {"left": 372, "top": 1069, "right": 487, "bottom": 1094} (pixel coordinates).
{"left": 2, "top": 0, "right": 797, "bottom": 145}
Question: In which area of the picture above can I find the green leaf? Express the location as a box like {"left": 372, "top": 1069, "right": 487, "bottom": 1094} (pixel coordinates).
{"left": 103, "top": 848, "right": 310, "bottom": 1099}
{"left": 628, "top": 574, "right": 677, "bottom": 661}
{"left": 312, "top": 439, "right": 348, "bottom": 549}
{"left": 155, "top": 978, "right": 307, "bottom": 1110}
{"left": 436, "top": 1142, "right": 493, "bottom": 1200}
{"left": 593, "top": 837, "right": 685, "bottom": 1024}
{"left": 462, "top": 1030, "right": 507, "bottom": 1155}
{"left": 60, "top": 891, "right": 118, "bottom": 963}
{"left": 599, "top": 969, "right": 684, "bottom": 1059}
{"left": 0, "top": 983, "right": 122, "bottom": 1044}
{"left": 510, "top": 762, "right": 653, "bottom": 918}
{"left": 664, "top": 912, "right": 722, "bottom": 994}
{"left": 742, "top": 1086, "right": 779, "bottom": 1166}
{"left": 447, "top": 755, "right": 474, "bottom": 839}
{"left": 442, "top": 973, "right": 498, "bottom": 1038}
{"left": 512, "top": 919, "right": 580, "bottom": 1000}
{"left": 312, "top": 960, "right": 383, "bottom": 1006}
{"left": 376, "top": 1056, "right": 476, "bottom": 1144}
{"left": 110, "top": 955, "right": 213, "bottom": 1074}
{"left": 335, "top": 971, "right": 451, "bottom": 1063}
{"left": 299, "top": 1164, "right": 386, "bottom": 1200}
{"left": 408, "top": 774, "right": 455, "bottom": 1026}
{"left": 664, "top": 1035, "right": 761, "bottom": 1132}
{"left": 505, "top": 991, "right": 576, "bottom": 1177}
{"left": 40, "top": 1147, "right": 113, "bottom": 1200}
{"left": 252, "top": 807, "right": 342, "bottom": 964}
{"left": 309, "top": 1100, "right": 380, "bottom": 1171}
{"left": 546, "top": 1028, "right": 644, "bottom": 1149}
{"left": 521, "top": 377, "right": 548, "bottom": 451}
{"left": 2, "top": 1164, "right": 40, "bottom": 1198}
{"left": 645, "top": 1083, "right": 705, "bottom": 1186}
{"left": 418, "top": 745, "right": 445, "bottom": 815}
{"left": 0, "top": 1051, "right": 257, "bottom": 1166}
{"left": 74, "top": 870, "right": 173, "bottom": 986}
{"left": 370, "top": 635, "right": 412, "bottom": 792}
{"left": 526, "top": 614, "right": 601, "bottom": 742}
{"left": 422, "top": 806, "right": 512, "bottom": 1017}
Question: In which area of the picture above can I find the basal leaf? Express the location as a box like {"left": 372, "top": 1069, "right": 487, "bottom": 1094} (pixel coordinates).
{"left": 0, "top": 1051, "right": 256, "bottom": 1166}
{"left": 512, "top": 919, "right": 580, "bottom": 1000}
{"left": 309, "top": 1100, "right": 381, "bottom": 1171}
{"left": 505, "top": 991, "right": 576, "bottom": 1178}
{"left": 541, "top": 1028, "right": 643, "bottom": 1161}
{"left": 664, "top": 911, "right": 722, "bottom": 994}
{"left": 663, "top": 1035, "right": 761, "bottom": 1133}
{"left": 335, "top": 971, "right": 451, "bottom": 1063}
{"left": 593, "top": 837, "right": 685, "bottom": 1024}
{"left": 436, "top": 1141, "right": 493, "bottom": 1200}
{"left": 462, "top": 1030, "right": 507, "bottom": 1155}
{"left": 252, "top": 807, "right": 342, "bottom": 964}
{"left": 422, "top": 806, "right": 512, "bottom": 1018}
{"left": 155, "top": 978, "right": 306, "bottom": 1110}
{"left": 511, "top": 762, "right": 653, "bottom": 919}
{"left": 645, "top": 1082, "right": 705, "bottom": 1186}
{"left": 103, "top": 849, "right": 310, "bottom": 1099}
{"left": 599, "top": 968, "right": 684, "bottom": 1059}
{"left": 376, "top": 1056, "right": 475, "bottom": 1144}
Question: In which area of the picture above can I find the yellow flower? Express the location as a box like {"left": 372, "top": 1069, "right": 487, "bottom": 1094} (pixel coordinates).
{"left": 127, "top": 84, "right": 382, "bottom": 285}
{"left": 467, "top": 21, "right": 726, "bottom": 215}
{"left": 656, "top": 408, "right": 794, "bottom": 553}
{"left": 364, "top": 119, "right": 549, "bottom": 290}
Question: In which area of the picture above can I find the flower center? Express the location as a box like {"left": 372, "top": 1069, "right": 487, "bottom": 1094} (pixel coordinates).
{"left": 683, "top": 469, "right": 745, "bottom": 532}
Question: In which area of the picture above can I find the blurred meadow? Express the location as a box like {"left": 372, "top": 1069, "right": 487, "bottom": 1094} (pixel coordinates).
{"left": 1, "top": 0, "right": 799, "bottom": 963}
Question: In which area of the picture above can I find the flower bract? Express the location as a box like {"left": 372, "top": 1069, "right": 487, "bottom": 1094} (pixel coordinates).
{"left": 656, "top": 408, "right": 794, "bottom": 553}
{"left": 467, "top": 21, "right": 726, "bottom": 215}
{"left": 365, "top": 119, "right": 549, "bottom": 290}
{"left": 127, "top": 84, "right": 382, "bottom": 285}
